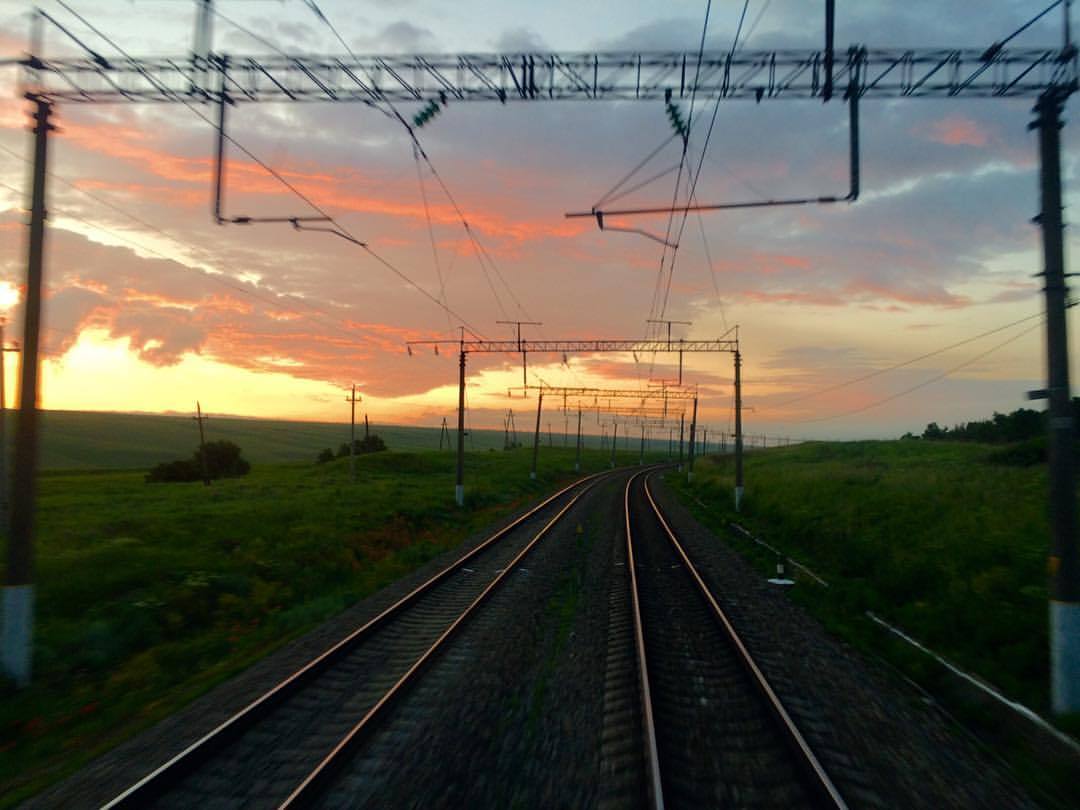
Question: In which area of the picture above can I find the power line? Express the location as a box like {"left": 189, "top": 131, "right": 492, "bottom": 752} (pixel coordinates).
{"left": 769, "top": 310, "right": 1047, "bottom": 409}
{"left": 0, "top": 147, "right": 380, "bottom": 345}
{"left": 47, "top": 2, "right": 484, "bottom": 335}
{"left": 299, "top": 0, "right": 529, "bottom": 326}
{"left": 790, "top": 319, "right": 1045, "bottom": 423}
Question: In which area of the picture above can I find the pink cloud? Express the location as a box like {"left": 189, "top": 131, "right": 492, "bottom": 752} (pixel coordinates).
{"left": 919, "top": 115, "right": 990, "bottom": 148}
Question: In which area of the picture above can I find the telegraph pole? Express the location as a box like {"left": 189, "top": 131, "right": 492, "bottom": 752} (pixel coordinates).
{"left": 1034, "top": 86, "right": 1080, "bottom": 714}
{"left": 440, "top": 416, "right": 450, "bottom": 450}
{"left": 193, "top": 401, "right": 210, "bottom": 486}
{"left": 531, "top": 391, "right": 543, "bottom": 480}
{"left": 702, "top": 426, "right": 708, "bottom": 456}
{"left": 346, "top": 385, "right": 361, "bottom": 483}
{"left": 575, "top": 408, "right": 582, "bottom": 472}
{"left": 735, "top": 350, "right": 744, "bottom": 512}
{"left": 2, "top": 95, "right": 51, "bottom": 688}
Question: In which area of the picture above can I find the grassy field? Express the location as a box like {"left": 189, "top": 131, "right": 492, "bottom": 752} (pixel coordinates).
{"left": 7, "top": 409, "right": 644, "bottom": 470}
{"left": 670, "top": 440, "right": 1079, "bottom": 805}
{"left": 0, "top": 443, "right": 664, "bottom": 807}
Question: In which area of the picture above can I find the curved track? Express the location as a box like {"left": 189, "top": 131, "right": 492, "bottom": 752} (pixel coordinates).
{"left": 622, "top": 470, "right": 848, "bottom": 810}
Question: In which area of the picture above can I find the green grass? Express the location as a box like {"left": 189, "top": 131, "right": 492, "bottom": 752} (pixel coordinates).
{"left": 8, "top": 409, "right": 655, "bottom": 470}
{"left": 670, "top": 441, "right": 1080, "bottom": 806}
{"left": 0, "top": 444, "right": 662, "bottom": 807}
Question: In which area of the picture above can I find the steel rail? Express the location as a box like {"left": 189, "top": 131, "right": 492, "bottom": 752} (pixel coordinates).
{"left": 623, "top": 470, "right": 666, "bottom": 810}
{"left": 640, "top": 474, "right": 848, "bottom": 809}
{"left": 103, "top": 469, "right": 608, "bottom": 809}
{"left": 279, "top": 469, "right": 615, "bottom": 807}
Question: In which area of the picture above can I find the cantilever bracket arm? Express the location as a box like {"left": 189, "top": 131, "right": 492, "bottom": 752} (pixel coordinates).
{"left": 566, "top": 49, "right": 862, "bottom": 222}
{"left": 212, "top": 59, "right": 333, "bottom": 228}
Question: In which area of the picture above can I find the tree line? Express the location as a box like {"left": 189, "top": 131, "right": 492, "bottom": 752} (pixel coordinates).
{"left": 903, "top": 399, "right": 1080, "bottom": 444}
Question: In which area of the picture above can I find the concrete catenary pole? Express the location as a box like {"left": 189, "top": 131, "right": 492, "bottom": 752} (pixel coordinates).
{"left": 1034, "top": 87, "right": 1079, "bottom": 714}
{"left": 575, "top": 408, "right": 582, "bottom": 472}
{"left": 530, "top": 391, "right": 543, "bottom": 480}
{"left": 734, "top": 349, "right": 745, "bottom": 512}
{"left": 610, "top": 421, "right": 618, "bottom": 468}
{"left": 3, "top": 97, "right": 51, "bottom": 687}
{"left": 687, "top": 396, "right": 698, "bottom": 483}
{"left": 456, "top": 342, "right": 466, "bottom": 506}
{"left": 678, "top": 413, "right": 685, "bottom": 471}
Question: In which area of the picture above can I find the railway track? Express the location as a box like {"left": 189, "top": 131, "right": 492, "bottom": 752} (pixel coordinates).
{"left": 620, "top": 470, "right": 848, "bottom": 810}
{"left": 103, "top": 469, "right": 614, "bottom": 810}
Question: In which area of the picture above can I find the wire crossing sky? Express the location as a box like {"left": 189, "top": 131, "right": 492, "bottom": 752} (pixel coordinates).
{"left": 0, "top": 0, "right": 1072, "bottom": 438}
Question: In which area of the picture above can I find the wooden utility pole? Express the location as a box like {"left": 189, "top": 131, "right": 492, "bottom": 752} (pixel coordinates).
{"left": 364, "top": 412, "right": 370, "bottom": 440}
{"left": 1034, "top": 87, "right": 1080, "bottom": 714}
{"left": 439, "top": 417, "right": 450, "bottom": 450}
{"left": 530, "top": 391, "right": 543, "bottom": 480}
{"left": 193, "top": 401, "right": 210, "bottom": 486}
{"left": 2, "top": 96, "right": 50, "bottom": 688}
{"left": 345, "top": 386, "right": 361, "bottom": 483}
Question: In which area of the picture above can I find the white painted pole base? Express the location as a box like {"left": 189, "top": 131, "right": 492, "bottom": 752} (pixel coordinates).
{"left": 734, "top": 486, "right": 744, "bottom": 512}
{"left": 1, "top": 585, "right": 34, "bottom": 687}
{"left": 687, "top": 471, "right": 694, "bottom": 483}
{"left": 574, "top": 463, "right": 580, "bottom": 472}
{"left": 454, "top": 484, "right": 464, "bottom": 507}
{"left": 1051, "top": 600, "right": 1080, "bottom": 714}
{"left": 530, "top": 471, "right": 537, "bottom": 480}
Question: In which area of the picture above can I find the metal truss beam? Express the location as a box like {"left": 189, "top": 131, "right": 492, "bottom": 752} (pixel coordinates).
{"left": 20, "top": 47, "right": 1077, "bottom": 103}
{"left": 508, "top": 385, "right": 698, "bottom": 401}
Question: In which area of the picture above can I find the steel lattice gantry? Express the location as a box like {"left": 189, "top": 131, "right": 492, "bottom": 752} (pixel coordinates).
{"left": 19, "top": 47, "right": 1078, "bottom": 103}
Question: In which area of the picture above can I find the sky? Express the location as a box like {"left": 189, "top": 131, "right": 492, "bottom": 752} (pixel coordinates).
{"left": 0, "top": 0, "right": 1075, "bottom": 441}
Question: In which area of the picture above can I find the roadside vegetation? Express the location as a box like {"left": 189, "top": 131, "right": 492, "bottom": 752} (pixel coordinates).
{"left": 670, "top": 440, "right": 1079, "bottom": 806}
{"left": 0, "top": 443, "right": 661, "bottom": 808}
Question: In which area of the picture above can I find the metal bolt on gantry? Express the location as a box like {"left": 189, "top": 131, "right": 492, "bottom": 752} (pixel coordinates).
{"left": 0, "top": 0, "right": 1076, "bottom": 717}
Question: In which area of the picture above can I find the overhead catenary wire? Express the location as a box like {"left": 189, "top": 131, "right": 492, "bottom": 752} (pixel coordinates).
{"left": 0, "top": 176, "right": 384, "bottom": 349}
{"left": 46, "top": 1, "right": 485, "bottom": 337}
{"left": 300, "top": 0, "right": 532, "bottom": 327}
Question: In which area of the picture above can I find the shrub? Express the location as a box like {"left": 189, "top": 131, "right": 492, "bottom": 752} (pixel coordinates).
{"left": 316, "top": 447, "right": 335, "bottom": 464}
{"left": 146, "top": 440, "right": 250, "bottom": 483}
{"left": 336, "top": 434, "right": 388, "bottom": 457}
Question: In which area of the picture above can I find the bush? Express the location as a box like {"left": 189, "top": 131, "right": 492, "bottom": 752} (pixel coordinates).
{"left": 316, "top": 447, "right": 335, "bottom": 464}
{"left": 336, "top": 434, "right": 388, "bottom": 457}
{"left": 146, "top": 440, "right": 250, "bottom": 483}
{"left": 145, "top": 459, "right": 201, "bottom": 483}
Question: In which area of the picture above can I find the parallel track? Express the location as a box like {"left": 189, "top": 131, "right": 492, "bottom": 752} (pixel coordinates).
{"left": 624, "top": 470, "right": 848, "bottom": 809}
{"left": 104, "top": 470, "right": 610, "bottom": 810}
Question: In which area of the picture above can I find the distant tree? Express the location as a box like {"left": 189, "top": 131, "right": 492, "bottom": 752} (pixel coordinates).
{"left": 196, "top": 440, "right": 250, "bottom": 478}
{"left": 900, "top": 431, "right": 919, "bottom": 440}
{"left": 146, "top": 458, "right": 201, "bottom": 483}
{"left": 316, "top": 447, "right": 335, "bottom": 464}
{"left": 337, "top": 435, "right": 387, "bottom": 457}
{"left": 922, "top": 422, "right": 945, "bottom": 440}
{"left": 146, "top": 440, "right": 250, "bottom": 483}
